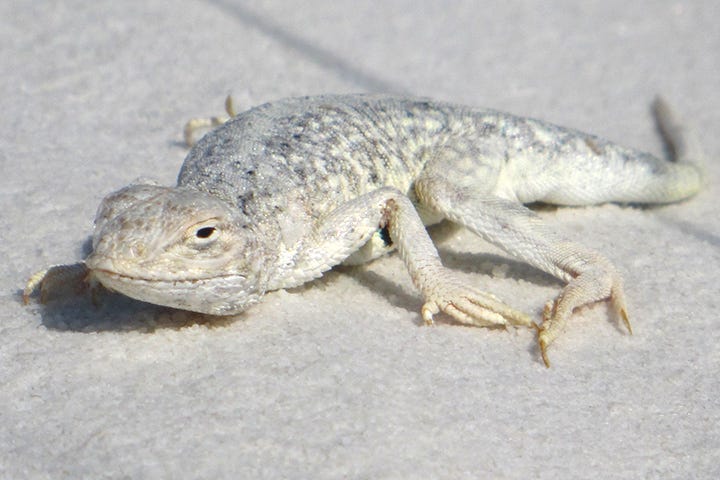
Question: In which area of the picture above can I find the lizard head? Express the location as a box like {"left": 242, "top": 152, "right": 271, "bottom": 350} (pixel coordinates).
{"left": 85, "top": 184, "right": 272, "bottom": 315}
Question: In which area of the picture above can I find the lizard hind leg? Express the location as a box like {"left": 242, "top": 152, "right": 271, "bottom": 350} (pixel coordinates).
{"left": 415, "top": 156, "right": 632, "bottom": 366}
{"left": 183, "top": 95, "right": 239, "bottom": 147}
{"left": 382, "top": 195, "right": 533, "bottom": 329}
{"left": 537, "top": 258, "right": 631, "bottom": 367}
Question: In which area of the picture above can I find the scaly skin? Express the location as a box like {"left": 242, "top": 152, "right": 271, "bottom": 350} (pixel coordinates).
{"left": 25, "top": 94, "right": 702, "bottom": 366}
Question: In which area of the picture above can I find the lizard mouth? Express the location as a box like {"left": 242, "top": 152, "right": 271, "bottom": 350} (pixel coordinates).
{"left": 91, "top": 268, "right": 233, "bottom": 284}
{"left": 90, "top": 267, "right": 217, "bottom": 296}
{"left": 88, "top": 267, "right": 255, "bottom": 316}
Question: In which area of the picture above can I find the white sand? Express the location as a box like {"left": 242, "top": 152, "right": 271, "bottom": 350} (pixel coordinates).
{"left": 2, "top": 1, "right": 718, "bottom": 478}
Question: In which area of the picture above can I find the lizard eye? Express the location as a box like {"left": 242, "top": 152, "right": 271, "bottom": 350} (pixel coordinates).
{"left": 195, "top": 226, "right": 216, "bottom": 239}
{"left": 185, "top": 221, "right": 221, "bottom": 247}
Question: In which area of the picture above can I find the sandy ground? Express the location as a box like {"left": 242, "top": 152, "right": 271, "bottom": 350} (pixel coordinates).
{"left": 2, "top": 1, "right": 719, "bottom": 478}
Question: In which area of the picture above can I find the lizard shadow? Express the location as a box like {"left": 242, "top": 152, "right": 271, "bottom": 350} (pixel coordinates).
{"left": 342, "top": 248, "right": 561, "bottom": 326}
{"left": 26, "top": 289, "right": 236, "bottom": 333}
{"left": 22, "top": 280, "right": 235, "bottom": 335}
{"left": 27, "top": 291, "right": 237, "bottom": 333}
{"left": 345, "top": 254, "right": 627, "bottom": 368}
{"left": 206, "top": 0, "right": 402, "bottom": 94}
{"left": 25, "top": 246, "right": 572, "bottom": 368}
{"left": 428, "top": 218, "right": 561, "bottom": 285}
{"left": 343, "top": 256, "right": 552, "bottom": 366}
{"left": 436, "top": 248, "right": 561, "bottom": 286}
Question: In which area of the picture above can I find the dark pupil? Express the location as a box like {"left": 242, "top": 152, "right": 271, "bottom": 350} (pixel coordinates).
{"left": 196, "top": 227, "right": 216, "bottom": 238}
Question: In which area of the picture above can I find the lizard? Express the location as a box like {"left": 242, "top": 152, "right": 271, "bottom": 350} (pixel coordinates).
{"left": 24, "top": 94, "right": 703, "bottom": 366}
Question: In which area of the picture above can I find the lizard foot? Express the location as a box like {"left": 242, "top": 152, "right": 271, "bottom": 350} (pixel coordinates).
{"left": 537, "top": 270, "right": 631, "bottom": 367}
{"left": 183, "top": 95, "right": 238, "bottom": 147}
{"left": 23, "top": 262, "right": 93, "bottom": 305}
{"left": 421, "top": 281, "right": 532, "bottom": 328}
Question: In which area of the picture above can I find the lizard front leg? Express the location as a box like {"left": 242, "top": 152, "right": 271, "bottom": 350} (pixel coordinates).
{"left": 272, "top": 186, "right": 531, "bottom": 328}
{"left": 383, "top": 194, "right": 531, "bottom": 328}
{"left": 24, "top": 262, "right": 94, "bottom": 305}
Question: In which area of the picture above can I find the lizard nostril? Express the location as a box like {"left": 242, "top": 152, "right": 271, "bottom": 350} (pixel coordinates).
{"left": 131, "top": 243, "right": 146, "bottom": 257}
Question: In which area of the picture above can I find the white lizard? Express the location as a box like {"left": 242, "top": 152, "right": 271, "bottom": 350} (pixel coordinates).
{"left": 25, "top": 94, "right": 702, "bottom": 366}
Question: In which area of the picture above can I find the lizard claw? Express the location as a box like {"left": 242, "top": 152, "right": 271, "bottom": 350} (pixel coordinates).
{"left": 611, "top": 285, "right": 633, "bottom": 335}
{"left": 422, "top": 283, "right": 532, "bottom": 328}
{"left": 537, "top": 273, "right": 632, "bottom": 368}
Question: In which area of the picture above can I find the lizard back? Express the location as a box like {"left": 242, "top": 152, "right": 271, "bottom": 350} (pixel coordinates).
{"left": 178, "top": 95, "right": 481, "bottom": 220}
